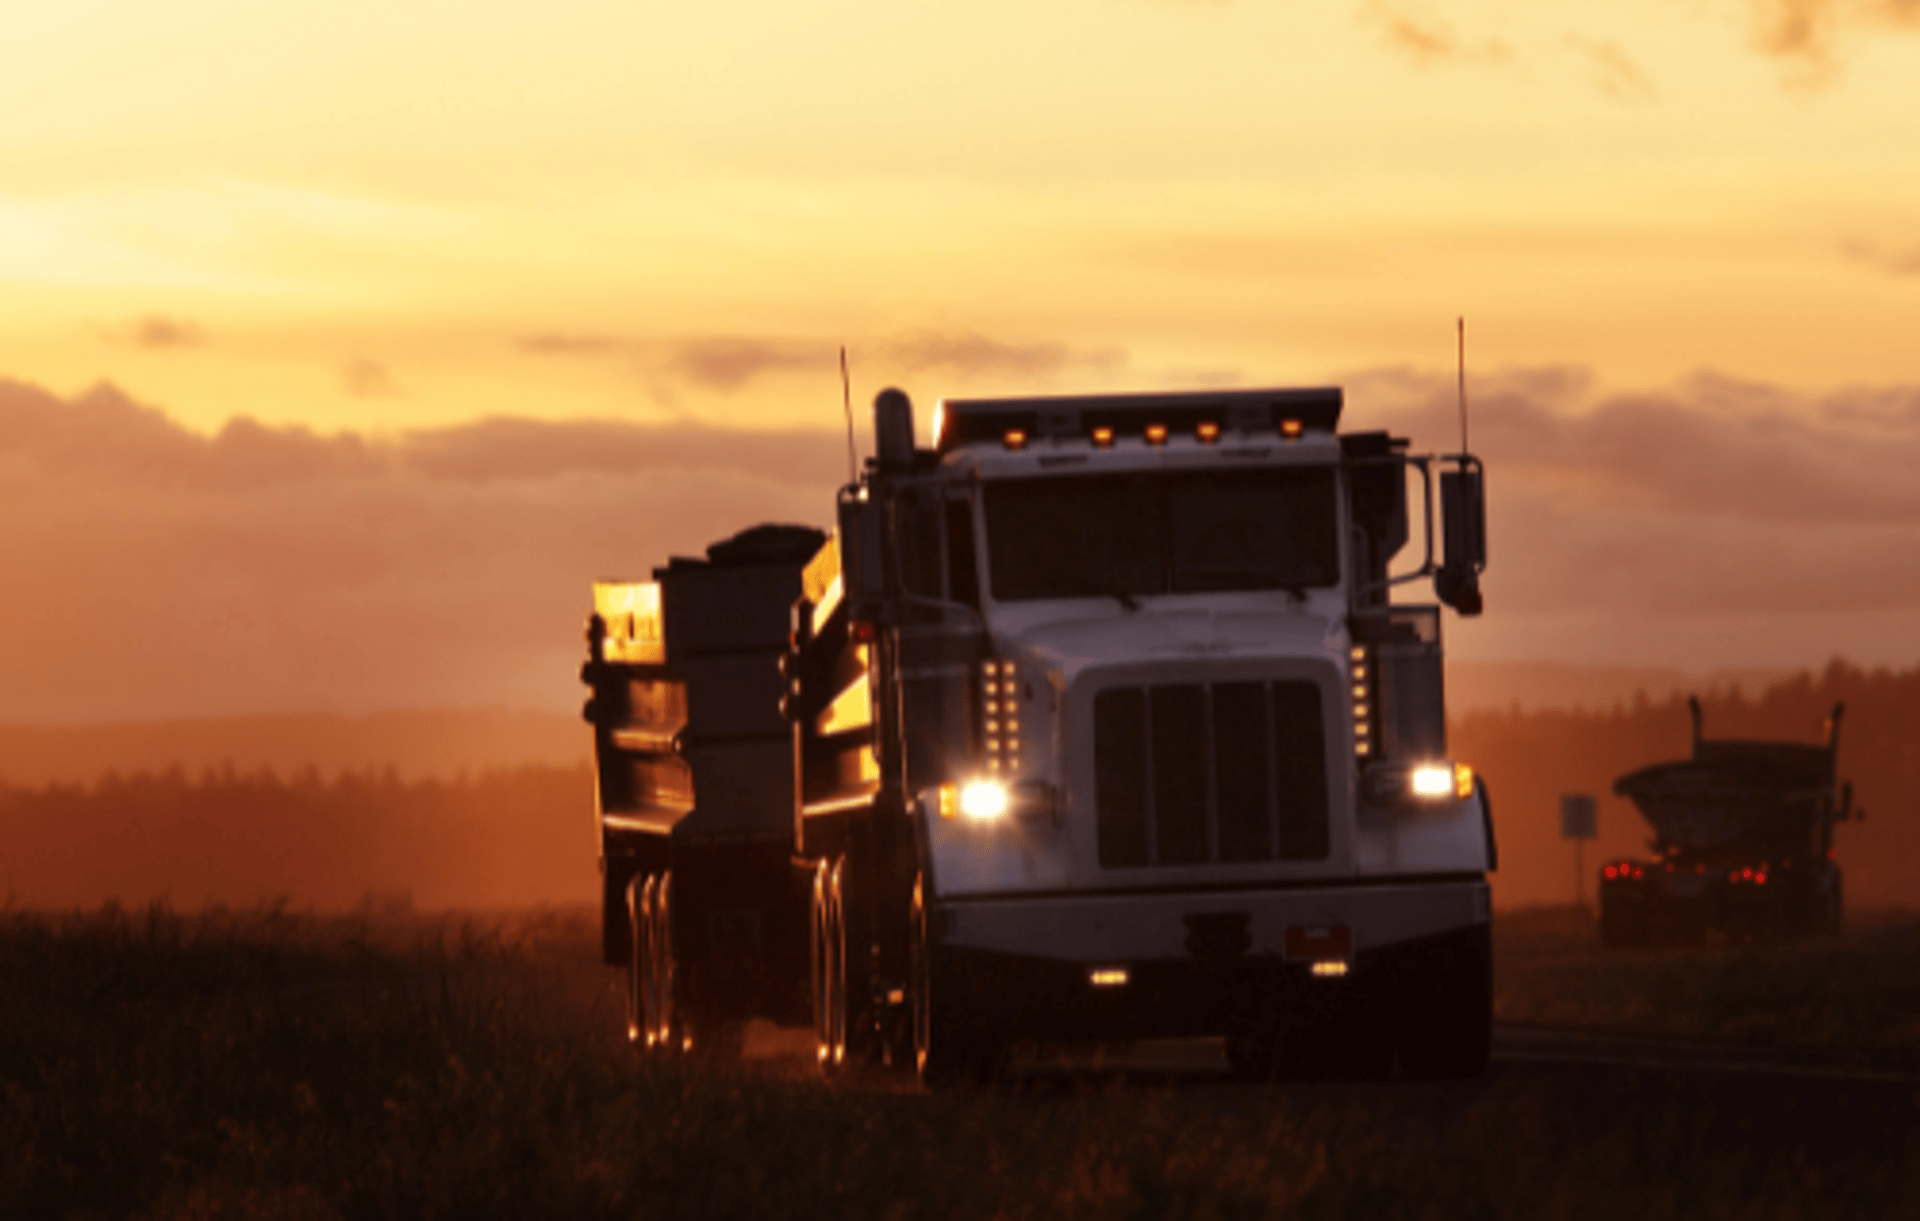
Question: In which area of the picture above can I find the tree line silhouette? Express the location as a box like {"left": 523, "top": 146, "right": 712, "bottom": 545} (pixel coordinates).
{"left": 1457, "top": 659, "right": 1920, "bottom": 910}
{"left": 1, "top": 660, "right": 1913, "bottom": 914}
{"left": 0, "top": 764, "right": 596, "bottom": 911}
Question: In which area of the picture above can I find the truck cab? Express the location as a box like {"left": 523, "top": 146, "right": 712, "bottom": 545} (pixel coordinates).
{"left": 789, "top": 385, "right": 1495, "bottom": 1084}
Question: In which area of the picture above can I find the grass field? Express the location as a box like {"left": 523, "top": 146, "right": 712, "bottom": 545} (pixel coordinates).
{"left": 3, "top": 903, "right": 1915, "bottom": 1219}
{"left": 1494, "top": 906, "right": 1920, "bottom": 1049}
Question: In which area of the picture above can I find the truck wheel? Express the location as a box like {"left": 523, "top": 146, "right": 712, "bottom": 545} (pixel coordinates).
{"left": 1224, "top": 1030, "right": 1279, "bottom": 1081}
{"left": 641, "top": 874, "right": 664, "bottom": 1051}
{"left": 809, "top": 859, "right": 836, "bottom": 1074}
{"left": 911, "top": 873, "right": 998, "bottom": 1091}
{"left": 654, "top": 871, "right": 685, "bottom": 1054}
{"left": 1598, "top": 890, "right": 1646, "bottom": 949}
{"left": 625, "top": 873, "right": 647, "bottom": 1045}
{"left": 826, "top": 857, "right": 877, "bottom": 1074}
{"left": 1397, "top": 930, "right": 1491, "bottom": 1080}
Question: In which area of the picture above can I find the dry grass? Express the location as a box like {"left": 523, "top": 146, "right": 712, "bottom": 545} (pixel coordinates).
{"left": 1495, "top": 905, "right": 1920, "bottom": 1049}
{"left": 2, "top": 902, "right": 1915, "bottom": 1219}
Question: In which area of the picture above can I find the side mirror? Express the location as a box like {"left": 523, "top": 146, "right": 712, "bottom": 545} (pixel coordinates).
{"left": 838, "top": 493, "right": 887, "bottom": 621}
{"left": 1436, "top": 462, "right": 1486, "bottom": 615}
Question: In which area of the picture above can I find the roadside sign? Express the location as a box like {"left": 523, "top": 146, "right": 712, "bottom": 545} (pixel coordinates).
{"left": 1560, "top": 794, "right": 1597, "bottom": 841}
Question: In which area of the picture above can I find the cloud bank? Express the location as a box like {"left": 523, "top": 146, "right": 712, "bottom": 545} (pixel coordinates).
{"left": 0, "top": 379, "right": 845, "bottom": 721}
{"left": 3, "top": 369, "right": 1918, "bottom": 722}
{"left": 1344, "top": 367, "right": 1920, "bottom": 640}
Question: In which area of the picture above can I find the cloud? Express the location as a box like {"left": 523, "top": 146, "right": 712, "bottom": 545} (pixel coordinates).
{"left": 1361, "top": 1, "right": 1513, "bottom": 66}
{"left": 103, "top": 314, "right": 208, "bottom": 348}
{"left": 1344, "top": 366, "right": 1920, "bottom": 621}
{"left": 1742, "top": 0, "right": 1920, "bottom": 81}
{"left": 342, "top": 357, "right": 397, "bottom": 398}
{"left": 0, "top": 378, "right": 843, "bottom": 722}
{"left": 1566, "top": 35, "right": 1656, "bottom": 101}
{"left": 519, "top": 333, "right": 622, "bottom": 355}
{"left": 399, "top": 416, "right": 845, "bottom": 487}
{"left": 881, "top": 331, "right": 1125, "bottom": 381}
{"left": 6, "top": 369, "right": 1919, "bottom": 722}
{"left": 519, "top": 328, "right": 1125, "bottom": 397}
{"left": 657, "top": 337, "right": 828, "bottom": 392}
{"left": 1841, "top": 237, "right": 1920, "bottom": 277}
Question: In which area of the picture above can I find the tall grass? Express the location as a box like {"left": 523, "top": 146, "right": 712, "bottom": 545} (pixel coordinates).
{"left": 2, "top": 904, "right": 1914, "bottom": 1219}
{"left": 1495, "top": 906, "right": 1920, "bottom": 1048}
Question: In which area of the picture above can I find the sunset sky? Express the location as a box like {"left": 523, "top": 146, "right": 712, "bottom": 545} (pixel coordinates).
{"left": 4, "top": 0, "right": 1919, "bottom": 722}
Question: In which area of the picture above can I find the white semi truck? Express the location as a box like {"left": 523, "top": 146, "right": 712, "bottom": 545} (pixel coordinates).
{"left": 584, "top": 384, "right": 1494, "bottom": 1086}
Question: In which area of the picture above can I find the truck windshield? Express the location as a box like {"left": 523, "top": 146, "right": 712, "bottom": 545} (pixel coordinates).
{"left": 983, "top": 467, "right": 1339, "bottom": 602}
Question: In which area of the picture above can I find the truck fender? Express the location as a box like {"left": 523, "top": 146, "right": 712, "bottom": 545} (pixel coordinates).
{"left": 1478, "top": 775, "right": 1498, "bottom": 873}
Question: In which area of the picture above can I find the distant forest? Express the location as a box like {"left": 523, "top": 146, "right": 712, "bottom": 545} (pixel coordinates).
{"left": 1459, "top": 659, "right": 1919, "bottom": 910}
{"left": 0, "top": 765, "right": 596, "bottom": 911}
{"left": 2, "top": 661, "right": 1914, "bottom": 914}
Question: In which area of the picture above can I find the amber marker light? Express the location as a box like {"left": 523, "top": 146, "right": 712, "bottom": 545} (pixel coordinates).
{"left": 1310, "top": 961, "right": 1350, "bottom": 978}
{"left": 1145, "top": 423, "right": 1168, "bottom": 446}
{"left": 1004, "top": 429, "right": 1028, "bottom": 450}
{"left": 1196, "top": 421, "right": 1220, "bottom": 443}
{"left": 1088, "top": 967, "right": 1130, "bottom": 987}
{"left": 1280, "top": 418, "right": 1304, "bottom": 440}
{"left": 1453, "top": 762, "right": 1476, "bottom": 800}
{"left": 1091, "top": 426, "right": 1114, "bottom": 447}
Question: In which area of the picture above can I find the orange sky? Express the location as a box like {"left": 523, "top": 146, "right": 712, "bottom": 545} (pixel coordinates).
{"left": 5, "top": 1, "right": 1919, "bottom": 435}
{"left": 3, "top": 1, "right": 1920, "bottom": 720}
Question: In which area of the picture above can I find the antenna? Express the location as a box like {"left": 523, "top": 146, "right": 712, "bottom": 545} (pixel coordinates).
{"left": 1456, "top": 316, "right": 1469, "bottom": 454}
{"left": 839, "top": 345, "right": 857, "bottom": 483}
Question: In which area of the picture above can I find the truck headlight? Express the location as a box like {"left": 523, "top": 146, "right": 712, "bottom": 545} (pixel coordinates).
{"left": 960, "top": 780, "right": 1009, "bottom": 821}
{"left": 1368, "top": 761, "right": 1475, "bottom": 804}
{"left": 1410, "top": 765, "right": 1454, "bottom": 797}
{"left": 937, "top": 778, "right": 1058, "bottom": 825}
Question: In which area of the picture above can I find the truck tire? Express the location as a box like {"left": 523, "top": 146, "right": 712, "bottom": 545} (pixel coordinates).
{"left": 810, "top": 859, "right": 839, "bottom": 1075}
{"left": 821, "top": 856, "right": 876, "bottom": 1075}
{"left": 911, "top": 873, "right": 999, "bottom": 1091}
{"left": 653, "top": 871, "right": 685, "bottom": 1054}
{"left": 1396, "top": 928, "right": 1492, "bottom": 1080}
{"left": 625, "top": 874, "right": 647, "bottom": 1045}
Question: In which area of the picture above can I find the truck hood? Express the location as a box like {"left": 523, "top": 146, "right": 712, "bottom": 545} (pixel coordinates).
{"left": 1008, "top": 607, "right": 1348, "bottom": 686}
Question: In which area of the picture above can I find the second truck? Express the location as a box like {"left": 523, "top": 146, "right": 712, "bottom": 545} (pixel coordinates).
{"left": 584, "top": 384, "right": 1496, "bottom": 1085}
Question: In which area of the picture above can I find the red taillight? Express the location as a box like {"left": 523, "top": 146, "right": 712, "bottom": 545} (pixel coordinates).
{"left": 1632, "top": 867, "right": 1644, "bottom": 879}
{"left": 1604, "top": 865, "right": 1617, "bottom": 880}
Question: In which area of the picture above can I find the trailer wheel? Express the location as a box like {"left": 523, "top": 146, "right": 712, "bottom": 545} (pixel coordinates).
{"left": 624, "top": 873, "right": 647, "bottom": 1045}
{"left": 911, "top": 873, "right": 998, "bottom": 1092}
{"left": 653, "top": 871, "right": 685, "bottom": 1054}
{"left": 809, "top": 859, "right": 836, "bottom": 1074}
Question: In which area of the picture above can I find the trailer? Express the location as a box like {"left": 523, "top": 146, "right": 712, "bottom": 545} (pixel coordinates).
{"left": 586, "top": 383, "right": 1496, "bottom": 1086}
{"left": 1599, "top": 697, "right": 1856, "bottom": 947}
{"left": 583, "top": 524, "right": 825, "bottom": 1057}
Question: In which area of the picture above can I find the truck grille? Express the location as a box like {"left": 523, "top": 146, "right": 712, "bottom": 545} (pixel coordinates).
{"left": 1094, "top": 681, "right": 1328, "bottom": 868}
